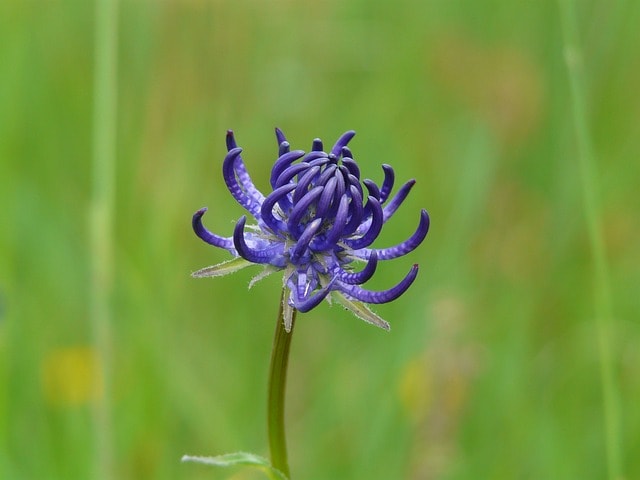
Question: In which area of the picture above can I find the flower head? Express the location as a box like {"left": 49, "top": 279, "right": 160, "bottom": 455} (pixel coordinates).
{"left": 192, "top": 129, "right": 429, "bottom": 331}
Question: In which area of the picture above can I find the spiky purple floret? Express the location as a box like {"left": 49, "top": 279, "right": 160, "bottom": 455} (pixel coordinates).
{"left": 270, "top": 150, "right": 306, "bottom": 188}
{"left": 233, "top": 216, "right": 285, "bottom": 266}
{"left": 192, "top": 208, "right": 235, "bottom": 253}
{"left": 343, "top": 196, "right": 383, "bottom": 249}
{"left": 193, "top": 128, "right": 430, "bottom": 328}
{"left": 366, "top": 209, "right": 430, "bottom": 260}
{"left": 330, "top": 130, "right": 356, "bottom": 156}
{"left": 336, "top": 264, "right": 419, "bottom": 304}
{"left": 336, "top": 250, "right": 378, "bottom": 285}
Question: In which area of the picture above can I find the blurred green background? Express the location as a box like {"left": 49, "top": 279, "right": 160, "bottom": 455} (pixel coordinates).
{"left": 1, "top": 0, "right": 639, "bottom": 479}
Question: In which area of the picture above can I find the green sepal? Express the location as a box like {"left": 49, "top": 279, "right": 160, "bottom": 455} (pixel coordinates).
{"left": 333, "top": 293, "right": 390, "bottom": 331}
{"left": 191, "top": 257, "right": 253, "bottom": 278}
{"left": 249, "top": 265, "right": 280, "bottom": 288}
{"left": 182, "top": 452, "right": 288, "bottom": 480}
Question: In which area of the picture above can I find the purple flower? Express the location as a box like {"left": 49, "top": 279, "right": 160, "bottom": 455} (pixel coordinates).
{"left": 192, "top": 129, "right": 429, "bottom": 331}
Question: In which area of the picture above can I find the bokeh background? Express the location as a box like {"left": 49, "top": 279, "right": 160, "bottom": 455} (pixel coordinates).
{"left": 1, "top": 0, "right": 639, "bottom": 479}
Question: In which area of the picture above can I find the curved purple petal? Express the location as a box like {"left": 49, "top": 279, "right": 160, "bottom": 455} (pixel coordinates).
{"left": 192, "top": 208, "right": 235, "bottom": 252}
{"left": 261, "top": 184, "right": 296, "bottom": 234}
{"left": 342, "top": 157, "right": 360, "bottom": 180}
{"left": 355, "top": 176, "right": 418, "bottom": 235}
{"left": 360, "top": 179, "right": 381, "bottom": 220}
{"left": 343, "top": 185, "right": 364, "bottom": 236}
{"left": 225, "top": 130, "right": 238, "bottom": 150}
{"left": 316, "top": 164, "right": 337, "bottom": 187}
{"left": 330, "top": 130, "right": 356, "bottom": 156}
{"left": 224, "top": 131, "right": 266, "bottom": 210}
{"left": 370, "top": 209, "right": 430, "bottom": 260}
{"left": 344, "top": 196, "right": 383, "bottom": 249}
{"left": 274, "top": 163, "right": 310, "bottom": 188}
{"left": 341, "top": 146, "right": 354, "bottom": 160}
{"left": 363, "top": 179, "right": 381, "bottom": 201}
{"left": 291, "top": 218, "right": 322, "bottom": 263}
{"left": 279, "top": 141, "right": 290, "bottom": 156}
{"left": 292, "top": 166, "right": 321, "bottom": 204}
{"left": 346, "top": 172, "right": 364, "bottom": 199}
{"left": 275, "top": 127, "right": 287, "bottom": 147}
{"left": 293, "top": 276, "right": 337, "bottom": 313}
{"left": 306, "top": 159, "right": 331, "bottom": 172}
{"left": 314, "top": 195, "right": 349, "bottom": 250}
{"left": 382, "top": 179, "right": 416, "bottom": 222}
{"left": 222, "top": 148, "right": 263, "bottom": 218}
{"left": 270, "top": 150, "right": 306, "bottom": 188}
{"left": 336, "top": 250, "right": 378, "bottom": 284}
{"left": 326, "top": 169, "right": 346, "bottom": 219}
{"left": 379, "top": 164, "right": 395, "bottom": 203}
{"left": 304, "top": 151, "right": 329, "bottom": 163}
{"left": 233, "top": 216, "right": 283, "bottom": 265}
{"left": 287, "top": 186, "right": 324, "bottom": 238}
{"left": 336, "top": 264, "right": 418, "bottom": 304}
{"left": 316, "top": 176, "right": 337, "bottom": 219}
{"left": 311, "top": 138, "right": 324, "bottom": 152}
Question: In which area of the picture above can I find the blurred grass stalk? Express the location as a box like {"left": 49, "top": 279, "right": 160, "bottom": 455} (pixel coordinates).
{"left": 558, "top": 1, "right": 622, "bottom": 479}
{"left": 90, "top": 0, "right": 118, "bottom": 478}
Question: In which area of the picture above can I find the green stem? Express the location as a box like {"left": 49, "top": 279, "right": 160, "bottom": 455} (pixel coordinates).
{"left": 267, "top": 289, "right": 297, "bottom": 479}
{"left": 558, "top": 2, "right": 622, "bottom": 479}
{"left": 90, "top": 0, "right": 118, "bottom": 478}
